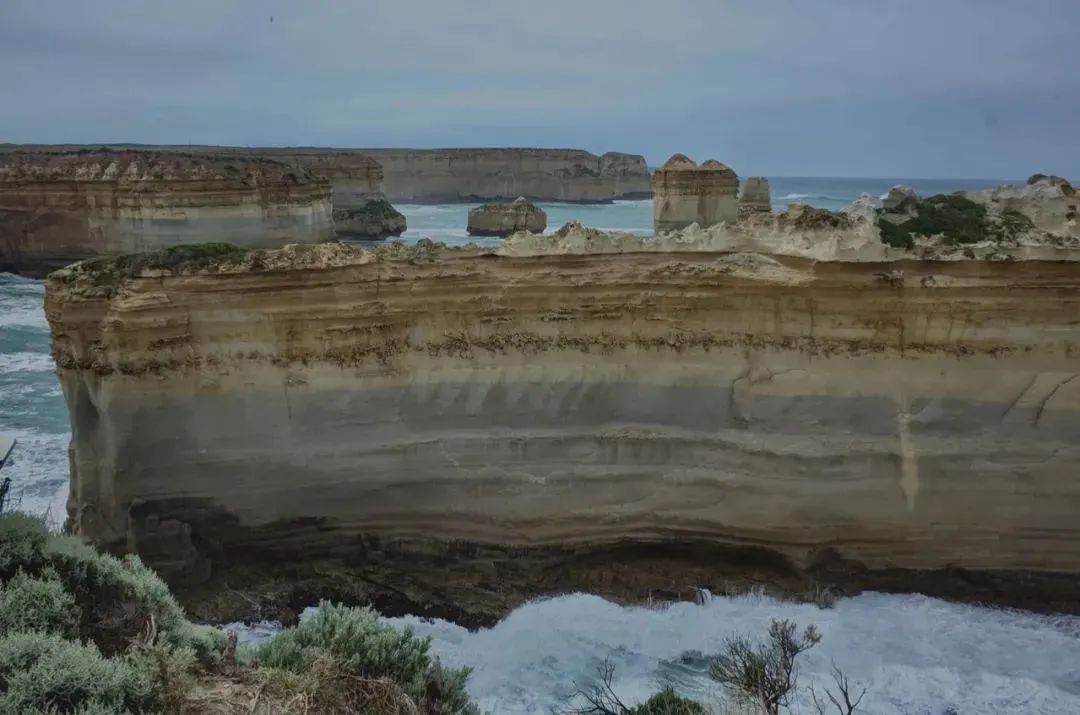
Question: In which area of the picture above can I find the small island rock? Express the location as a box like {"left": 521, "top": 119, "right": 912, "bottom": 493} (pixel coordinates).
{"left": 467, "top": 197, "right": 547, "bottom": 237}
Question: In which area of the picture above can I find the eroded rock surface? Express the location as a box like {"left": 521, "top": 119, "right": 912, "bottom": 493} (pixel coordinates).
{"left": 738, "top": 177, "right": 772, "bottom": 218}
{"left": 467, "top": 197, "right": 546, "bottom": 236}
{"left": 333, "top": 196, "right": 406, "bottom": 239}
{"left": 651, "top": 155, "right": 740, "bottom": 232}
{"left": 361, "top": 148, "right": 651, "bottom": 203}
{"left": 46, "top": 240, "right": 1080, "bottom": 623}
{"left": 0, "top": 151, "right": 334, "bottom": 276}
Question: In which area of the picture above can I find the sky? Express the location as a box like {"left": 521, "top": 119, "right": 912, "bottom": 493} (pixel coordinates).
{"left": 1, "top": 0, "right": 1077, "bottom": 178}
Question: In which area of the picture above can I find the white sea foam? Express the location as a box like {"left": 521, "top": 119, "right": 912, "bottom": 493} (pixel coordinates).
{"left": 0, "top": 351, "right": 55, "bottom": 373}
{"left": 379, "top": 592, "right": 1080, "bottom": 714}
{"left": 0, "top": 427, "right": 70, "bottom": 526}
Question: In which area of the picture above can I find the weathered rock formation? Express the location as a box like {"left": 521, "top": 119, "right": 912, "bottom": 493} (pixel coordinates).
{"left": 333, "top": 197, "right": 407, "bottom": 240}
{"left": 467, "top": 197, "right": 546, "bottom": 237}
{"left": 46, "top": 240, "right": 1080, "bottom": 623}
{"left": 0, "top": 152, "right": 334, "bottom": 276}
{"left": 881, "top": 185, "right": 919, "bottom": 218}
{"left": 346, "top": 148, "right": 651, "bottom": 203}
{"left": 651, "top": 155, "right": 740, "bottom": 232}
{"left": 738, "top": 177, "right": 771, "bottom": 218}
{"left": 965, "top": 175, "right": 1078, "bottom": 238}
{"left": 3, "top": 143, "right": 650, "bottom": 206}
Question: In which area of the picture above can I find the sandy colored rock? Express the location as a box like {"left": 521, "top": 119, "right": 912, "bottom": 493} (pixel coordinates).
{"left": 0, "top": 151, "right": 334, "bottom": 276}
{"left": 651, "top": 154, "right": 739, "bottom": 232}
{"left": 359, "top": 148, "right": 651, "bottom": 202}
{"left": 738, "top": 177, "right": 772, "bottom": 218}
{"left": 467, "top": 197, "right": 546, "bottom": 236}
{"left": 882, "top": 185, "right": 919, "bottom": 216}
{"left": 333, "top": 196, "right": 406, "bottom": 239}
{"left": 45, "top": 239, "right": 1080, "bottom": 622}
{"left": 965, "top": 179, "right": 1079, "bottom": 238}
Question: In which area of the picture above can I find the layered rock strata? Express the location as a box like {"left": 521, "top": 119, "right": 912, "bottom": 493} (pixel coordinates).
{"left": 1, "top": 145, "right": 653, "bottom": 204}
{"left": 467, "top": 197, "right": 546, "bottom": 237}
{"left": 46, "top": 240, "right": 1080, "bottom": 623}
{"left": 738, "top": 177, "right": 772, "bottom": 218}
{"left": 651, "top": 154, "right": 740, "bottom": 232}
{"left": 0, "top": 152, "right": 334, "bottom": 276}
{"left": 359, "top": 148, "right": 651, "bottom": 203}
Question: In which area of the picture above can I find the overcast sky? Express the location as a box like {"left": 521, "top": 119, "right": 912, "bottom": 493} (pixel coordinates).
{"left": 2, "top": 0, "right": 1077, "bottom": 178}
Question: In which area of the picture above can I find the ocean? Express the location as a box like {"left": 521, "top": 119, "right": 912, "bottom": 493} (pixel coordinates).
{"left": 3, "top": 177, "right": 1078, "bottom": 714}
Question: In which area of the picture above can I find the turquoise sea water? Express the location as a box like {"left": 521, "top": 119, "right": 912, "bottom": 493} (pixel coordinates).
{"left": 3, "top": 177, "right": 1077, "bottom": 714}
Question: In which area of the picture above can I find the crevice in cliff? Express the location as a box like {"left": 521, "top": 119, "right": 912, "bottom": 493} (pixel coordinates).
{"left": 1033, "top": 374, "right": 1080, "bottom": 426}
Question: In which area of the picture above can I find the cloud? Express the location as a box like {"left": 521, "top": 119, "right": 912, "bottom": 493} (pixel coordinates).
{"left": 1, "top": 0, "right": 1077, "bottom": 177}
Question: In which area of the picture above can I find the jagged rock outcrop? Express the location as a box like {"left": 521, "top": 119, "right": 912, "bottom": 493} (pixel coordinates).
{"left": 357, "top": 148, "right": 651, "bottom": 203}
{"left": 0, "top": 151, "right": 334, "bottom": 276}
{"left": 333, "top": 196, "right": 406, "bottom": 239}
{"left": 965, "top": 175, "right": 1078, "bottom": 238}
{"left": 651, "top": 155, "right": 740, "bottom": 232}
{"left": 467, "top": 197, "right": 546, "bottom": 237}
{"left": 46, "top": 240, "right": 1080, "bottom": 623}
{"left": 881, "top": 185, "right": 919, "bottom": 218}
{"left": 738, "top": 177, "right": 771, "bottom": 218}
{"left": 1028, "top": 173, "right": 1075, "bottom": 195}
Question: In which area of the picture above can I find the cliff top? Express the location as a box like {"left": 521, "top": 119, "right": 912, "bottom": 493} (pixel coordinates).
{"left": 0, "top": 150, "right": 325, "bottom": 185}
{"left": 0, "top": 144, "right": 647, "bottom": 163}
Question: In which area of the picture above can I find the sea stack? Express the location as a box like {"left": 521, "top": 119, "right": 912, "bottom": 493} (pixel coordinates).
{"left": 0, "top": 151, "right": 335, "bottom": 276}
{"left": 467, "top": 197, "right": 547, "bottom": 237}
{"left": 333, "top": 196, "right": 407, "bottom": 240}
{"left": 738, "top": 177, "right": 772, "bottom": 218}
{"left": 651, "top": 154, "right": 739, "bottom": 232}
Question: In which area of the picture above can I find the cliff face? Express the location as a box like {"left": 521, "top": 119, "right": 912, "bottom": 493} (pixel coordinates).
{"left": 2, "top": 145, "right": 653, "bottom": 204}
{"left": 651, "top": 155, "right": 740, "bottom": 232}
{"left": 0, "top": 152, "right": 334, "bottom": 276}
{"left": 357, "top": 148, "right": 651, "bottom": 203}
{"left": 46, "top": 241, "right": 1080, "bottom": 621}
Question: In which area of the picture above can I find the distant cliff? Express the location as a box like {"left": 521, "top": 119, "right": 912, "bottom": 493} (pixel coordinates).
{"left": 358, "top": 148, "right": 651, "bottom": 203}
{"left": 46, "top": 240, "right": 1080, "bottom": 623}
{"left": 0, "top": 151, "right": 334, "bottom": 276}
{"left": 2, "top": 144, "right": 653, "bottom": 204}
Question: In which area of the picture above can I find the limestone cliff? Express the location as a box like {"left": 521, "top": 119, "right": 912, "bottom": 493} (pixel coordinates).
{"left": 46, "top": 240, "right": 1080, "bottom": 622}
{"left": 2, "top": 144, "right": 653, "bottom": 204}
{"left": 651, "top": 154, "right": 739, "bottom": 232}
{"left": 0, "top": 152, "right": 334, "bottom": 276}
{"left": 356, "top": 148, "right": 651, "bottom": 203}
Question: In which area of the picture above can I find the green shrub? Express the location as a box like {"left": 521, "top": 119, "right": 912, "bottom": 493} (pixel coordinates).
{"left": 55, "top": 242, "right": 250, "bottom": 296}
{"left": 0, "top": 632, "right": 153, "bottom": 714}
{"left": 877, "top": 193, "right": 1034, "bottom": 249}
{"left": 628, "top": 687, "right": 708, "bottom": 714}
{"left": 252, "top": 601, "right": 477, "bottom": 714}
{"left": 0, "top": 513, "right": 49, "bottom": 579}
{"left": 0, "top": 572, "right": 79, "bottom": 638}
{"left": 44, "top": 535, "right": 226, "bottom": 661}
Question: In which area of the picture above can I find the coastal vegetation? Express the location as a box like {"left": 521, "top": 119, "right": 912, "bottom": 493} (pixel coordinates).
{"left": 878, "top": 193, "right": 1035, "bottom": 249}
{"left": 0, "top": 511, "right": 477, "bottom": 714}
{"left": 0, "top": 507, "right": 871, "bottom": 714}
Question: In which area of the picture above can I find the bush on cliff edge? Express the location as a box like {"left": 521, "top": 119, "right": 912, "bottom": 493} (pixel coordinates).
{"left": 0, "top": 511, "right": 480, "bottom": 714}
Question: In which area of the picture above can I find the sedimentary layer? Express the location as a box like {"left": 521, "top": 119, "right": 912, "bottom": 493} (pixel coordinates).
{"left": 3, "top": 144, "right": 653, "bottom": 204}
{"left": 0, "top": 152, "right": 334, "bottom": 276}
{"left": 358, "top": 148, "right": 651, "bottom": 203}
{"left": 46, "top": 241, "right": 1080, "bottom": 622}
